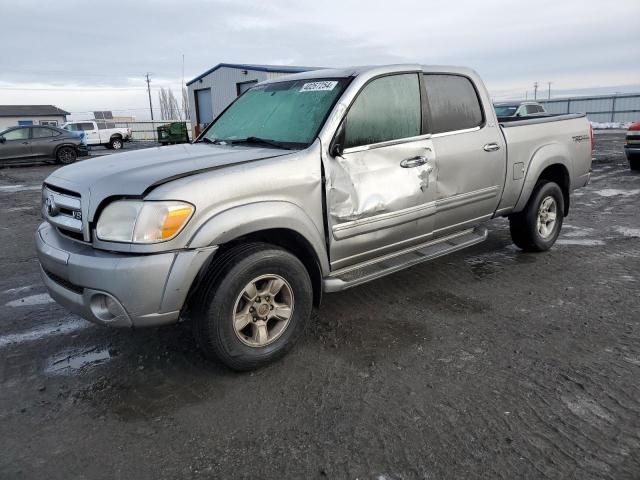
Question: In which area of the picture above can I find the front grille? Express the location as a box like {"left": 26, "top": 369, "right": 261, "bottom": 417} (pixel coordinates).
{"left": 43, "top": 268, "right": 84, "bottom": 294}
{"left": 42, "top": 185, "right": 86, "bottom": 242}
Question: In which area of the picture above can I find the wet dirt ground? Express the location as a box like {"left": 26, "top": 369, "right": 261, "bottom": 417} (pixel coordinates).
{"left": 0, "top": 133, "right": 638, "bottom": 479}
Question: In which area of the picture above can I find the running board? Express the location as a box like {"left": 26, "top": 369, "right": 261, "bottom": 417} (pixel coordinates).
{"left": 323, "top": 227, "right": 488, "bottom": 293}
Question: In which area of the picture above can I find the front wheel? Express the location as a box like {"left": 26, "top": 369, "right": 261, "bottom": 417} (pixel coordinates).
{"left": 629, "top": 156, "right": 640, "bottom": 171}
{"left": 509, "top": 180, "right": 564, "bottom": 251}
{"left": 192, "top": 243, "right": 313, "bottom": 371}
{"left": 56, "top": 146, "right": 77, "bottom": 165}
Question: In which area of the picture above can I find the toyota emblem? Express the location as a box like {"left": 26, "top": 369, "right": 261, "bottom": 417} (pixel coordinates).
{"left": 45, "top": 195, "right": 58, "bottom": 217}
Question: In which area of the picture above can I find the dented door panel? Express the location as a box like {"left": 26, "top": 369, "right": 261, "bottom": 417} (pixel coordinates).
{"left": 326, "top": 137, "right": 436, "bottom": 269}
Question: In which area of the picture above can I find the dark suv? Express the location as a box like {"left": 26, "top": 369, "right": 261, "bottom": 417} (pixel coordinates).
{"left": 0, "top": 125, "right": 88, "bottom": 165}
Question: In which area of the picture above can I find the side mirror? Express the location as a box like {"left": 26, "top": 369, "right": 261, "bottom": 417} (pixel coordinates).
{"left": 330, "top": 120, "right": 346, "bottom": 157}
{"left": 0, "top": 136, "right": 5, "bottom": 144}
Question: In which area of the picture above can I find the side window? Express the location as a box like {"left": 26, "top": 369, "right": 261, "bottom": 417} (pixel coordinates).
{"left": 423, "top": 74, "right": 483, "bottom": 133}
{"left": 344, "top": 73, "right": 421, "bottom": 148}
{"left": 3, "top": 128, "right": 29, "bottom": 141}
{"left": 33, "top": 128, "right": 57, "bottom": 138}
{"left": 80, "top": 122, "right": 95, "bottom": 131}
{"left": 97, "top": 122, "right": 107, "bottom": 130}
{"left": 525, "top": 105, "right": 536, "bottom": 114}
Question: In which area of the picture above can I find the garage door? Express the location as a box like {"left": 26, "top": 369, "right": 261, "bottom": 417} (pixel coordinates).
{"left": 195, "top": 88, "right": 213, "bottom": 128}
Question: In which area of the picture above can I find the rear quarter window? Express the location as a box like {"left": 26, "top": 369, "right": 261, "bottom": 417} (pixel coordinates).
{"left": 423, "top": 74, "right": 484, "bottom": 134}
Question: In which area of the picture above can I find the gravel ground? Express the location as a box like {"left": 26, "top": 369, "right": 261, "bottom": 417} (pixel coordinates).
{"left": 0, "top": 133, "right": 638, "bottom": 480}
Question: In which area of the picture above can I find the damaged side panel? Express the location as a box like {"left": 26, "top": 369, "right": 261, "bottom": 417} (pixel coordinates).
{"left": 325, "top": 138, "right": 437, "bottom": 269}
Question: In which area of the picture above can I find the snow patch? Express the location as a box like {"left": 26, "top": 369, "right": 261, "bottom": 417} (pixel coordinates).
{"left": 615, "top": 227, "right": 640, "bottom": 238}
{"left": 594, "top": 189, "right": 640, "bottom": 197}
{"left": 2, "top": 284, "right": 36, "bottom": 295}
{"left": 590, "top": 121, "right": 632, "bottom": 129}
{"left": 5, "top": 293, "right": 54, "bottom": 307}
{"left": 0, "top": 318, "right": 90, "bottom": 348}
{"left": 0, "top": 184, "right": 41, "bottom": 193}
{"left": 557, "top": 239, "right": 605, "bottom": 246}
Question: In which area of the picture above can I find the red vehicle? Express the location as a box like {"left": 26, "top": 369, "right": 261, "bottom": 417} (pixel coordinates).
{"left": 625, "top": 122, "right": 640, "bottom": 170}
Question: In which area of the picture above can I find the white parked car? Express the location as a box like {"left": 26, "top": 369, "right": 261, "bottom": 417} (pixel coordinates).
{"left": 62, "top": 121, "right": 131, "bottom": 150}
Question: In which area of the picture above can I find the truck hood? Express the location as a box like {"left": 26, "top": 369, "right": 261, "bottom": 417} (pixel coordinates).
{"left": 46, "top": 142, "right": 291, "bottom": 219}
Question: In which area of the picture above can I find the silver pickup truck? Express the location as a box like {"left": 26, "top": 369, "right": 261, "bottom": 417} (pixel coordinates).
{"left": 36, "top": 65, "right": 592, "bottom": 370}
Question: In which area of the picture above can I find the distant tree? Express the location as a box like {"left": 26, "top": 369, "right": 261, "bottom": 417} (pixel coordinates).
{"left": 158, "top": 87, "right": 181, "bottom": 120}
{"left": 182, "top": 86, "right": 190, "bottom": 121}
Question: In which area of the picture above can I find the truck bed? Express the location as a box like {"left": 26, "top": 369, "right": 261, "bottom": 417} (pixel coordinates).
{"left": 495, "top": 113, "right": 592, "bottom": 216}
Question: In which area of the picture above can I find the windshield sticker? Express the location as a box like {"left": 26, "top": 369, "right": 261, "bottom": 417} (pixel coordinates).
{"left": 300, "top": 81, "right": 338, "bottom": 92}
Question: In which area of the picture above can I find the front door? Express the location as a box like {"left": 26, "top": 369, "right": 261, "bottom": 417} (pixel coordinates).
{"left": 0, "top": 127, "right": 33, "bottom": 161}
{"left": 325, "top": 73, "right": 437, "bottom": 270}
{"left": 422, "top": 74, "right": 506, "bottom": 235}
{"left": 80, "top": 122, "right": 100, "bottom": 145}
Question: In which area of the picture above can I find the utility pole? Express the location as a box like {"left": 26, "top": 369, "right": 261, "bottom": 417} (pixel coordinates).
{"left": 533, "top": 81, "right": 539, "bottom": 100}
{"left": 547, "top": 82, "right": 552, "bottom": 100}
{"left": 145, "top": 73, "right": 154, "bottom": 121}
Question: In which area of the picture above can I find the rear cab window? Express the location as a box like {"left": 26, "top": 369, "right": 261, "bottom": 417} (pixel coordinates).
{"left": 422, "top": 74, "right": 484, "bottom": 134}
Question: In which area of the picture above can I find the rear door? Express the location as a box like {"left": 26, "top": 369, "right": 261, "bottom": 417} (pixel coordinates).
{"left": 423, "top": 74, "right": 506, "bottom": 236}
{"left": 326, "top": 72, "right": 437, "bottom": 269}
{"left": 0, "top": 127, "right": 33, "bottom": 161}
{"left": 31, "top": 127, "right": 62, "bottom": 158}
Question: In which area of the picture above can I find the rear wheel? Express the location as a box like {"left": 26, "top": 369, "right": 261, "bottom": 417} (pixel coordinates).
{"left": 109, "top": 137, "right": 123, "bottom": 150}
{"left": 509, "top": 180, "right": 564, "bottom": 251}
{"left": 56, "top": 146, "right": 77, "bottom": 165}
{"left": 192, "top": 243, "right": 313, "bottom": 371}
{"left": 629, "top": 156, "right": 640, "bottom": 171}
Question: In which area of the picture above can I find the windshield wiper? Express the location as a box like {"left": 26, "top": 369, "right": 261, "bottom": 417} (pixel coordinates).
{"left": 200, "top": 137, "right": 221, "bottom": 144}
{"left": 228, "top": 136, "right": 293, "bottom": 150}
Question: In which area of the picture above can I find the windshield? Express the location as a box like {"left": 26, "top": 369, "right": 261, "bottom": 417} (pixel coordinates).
{"left": 494, "top": 105, "right": 518, "bottom": 116}
{"left": 201, "top": 78, "right": 350, "bottom": 148}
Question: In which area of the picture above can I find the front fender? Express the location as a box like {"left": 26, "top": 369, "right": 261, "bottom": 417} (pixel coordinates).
{"left": 186, "top": 200, "right": 330, "bottom": 274}
{"left": 513, "top": 142, "right": 571, "bottom": 212}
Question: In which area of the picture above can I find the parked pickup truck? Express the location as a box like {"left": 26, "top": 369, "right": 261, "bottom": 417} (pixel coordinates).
{"left": 36, "top": 65, "right": 593, "bottom": 370}
{"left": 62, "top": 120, "right": 131, "bottom": 150}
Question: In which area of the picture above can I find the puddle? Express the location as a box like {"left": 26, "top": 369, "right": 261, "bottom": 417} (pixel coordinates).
{"left": 45, "top": 347, "right": 112, "bottom": 376}
{"left": 4, "top": 293, "right": 54, "bottom": 307}
{"left": 0, "top": 318, "right": 90, "bottom": 348}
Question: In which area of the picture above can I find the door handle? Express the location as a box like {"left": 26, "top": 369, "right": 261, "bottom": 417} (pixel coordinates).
{"left": 400, "top": 156, "right": 428, "bottom": 168}
{"left": 483, "top": 143, "right": 500, "bottom": 152}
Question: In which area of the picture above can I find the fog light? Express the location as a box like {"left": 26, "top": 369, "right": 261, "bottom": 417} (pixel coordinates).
{"left": 90, "top": 293, "right": 127, "bottom": 323}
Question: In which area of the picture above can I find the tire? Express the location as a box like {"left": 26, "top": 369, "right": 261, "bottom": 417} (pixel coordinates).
{"left": 109, "top": 137, "right": 123, "bottom": 150}
{"left": 509, "top": 180, "right": 564, "bottom": 252}
{"left": 629, "top": 156, "right": 640, "bottom": 171}
{"left": 56, "top": 146, "right": 77, "bottom": 165}
{"left": 104, "top": 143, "right": 114, "bottom": 150}
{"left": 193, "top": 243, "right": 313, "bottom": 371}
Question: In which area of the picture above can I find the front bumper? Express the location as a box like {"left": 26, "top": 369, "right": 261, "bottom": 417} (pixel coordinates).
{"left": 624, "top": 145, "right": 640, "bottom": 159}
{"left": 36, "top": 222, "right": 217, "bottom": 328}
{"left": 76, "top": 144, "right": 89, "bottom": 157}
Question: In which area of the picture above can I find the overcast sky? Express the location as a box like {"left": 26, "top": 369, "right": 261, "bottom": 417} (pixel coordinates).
{"left": 1, "top": 0, "right": 638, "bottom": 120}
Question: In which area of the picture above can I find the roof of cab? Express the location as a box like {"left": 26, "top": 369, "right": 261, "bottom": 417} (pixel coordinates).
{"left": 259, "top": 64, "right": 478, "bottom": 84}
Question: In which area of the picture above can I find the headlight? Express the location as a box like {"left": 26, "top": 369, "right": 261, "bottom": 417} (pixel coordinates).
{"left": 96, "top": 200, "right": 194, "bottom": 243}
